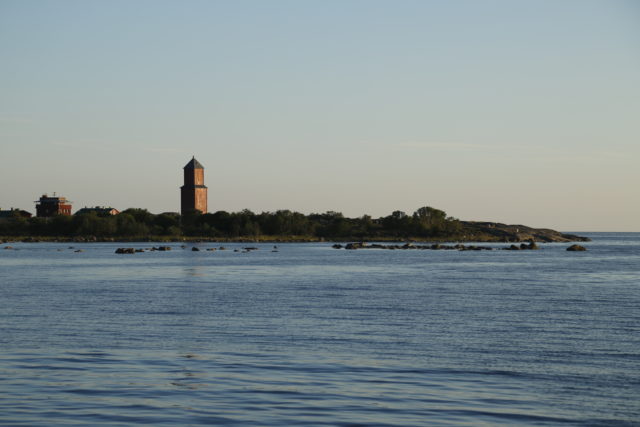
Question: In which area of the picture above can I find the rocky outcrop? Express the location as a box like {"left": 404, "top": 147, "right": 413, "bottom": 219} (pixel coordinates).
{"left": 338, "top": 242, "right": 496, "bottom": 251}
{"left": 460, "top": 221, "right": 590, "bottom": 242}
{"left": 335, "top": 239, "right": 550, "bottom": 252}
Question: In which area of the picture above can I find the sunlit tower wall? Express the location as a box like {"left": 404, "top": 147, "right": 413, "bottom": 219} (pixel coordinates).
{"left": 180, "top": 157, "right": 208, "bottom": 215}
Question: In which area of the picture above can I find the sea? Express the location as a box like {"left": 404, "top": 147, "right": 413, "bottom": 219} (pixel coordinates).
{"left": 0, "top": 233, "right": 638, "bottom": 426}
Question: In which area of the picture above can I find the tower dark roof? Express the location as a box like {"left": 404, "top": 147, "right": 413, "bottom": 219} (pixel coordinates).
{"left": 184, "top": 156, "right": 204, "bottom": 169}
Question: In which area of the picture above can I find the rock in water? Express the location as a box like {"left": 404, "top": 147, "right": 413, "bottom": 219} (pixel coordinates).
{"left": 345, "top": 243, "right": 358, "bottom": 250}
{"left": 566, "top": 244, "right": 587, "bottom": 251}
{"left": 520, "top": 241, "right": 539, "bottom": 250}
{"left": 115, "top": 248, "right": 135, "bottom": 254}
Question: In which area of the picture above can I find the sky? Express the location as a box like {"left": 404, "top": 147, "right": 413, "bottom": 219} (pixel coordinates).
{"left": 1, "top": 0, "right": 638, "bottom": 231}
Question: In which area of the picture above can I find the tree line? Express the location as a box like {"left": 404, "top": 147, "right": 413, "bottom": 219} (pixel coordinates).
{"left": 0, "top": 206, "right": 463, "bottom": 240}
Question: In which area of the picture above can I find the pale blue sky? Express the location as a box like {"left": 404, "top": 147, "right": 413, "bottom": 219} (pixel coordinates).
{"left": 1, "top": 0, "right": 638, "bottom": 231}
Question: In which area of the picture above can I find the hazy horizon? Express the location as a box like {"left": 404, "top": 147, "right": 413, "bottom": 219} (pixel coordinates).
{"left": 1, "top": 1, "right": 638, "bottom": 232}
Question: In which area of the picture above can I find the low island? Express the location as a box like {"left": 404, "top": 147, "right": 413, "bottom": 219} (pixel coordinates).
{"left": 0, "top": 206, "right": 589, "bottom": 243}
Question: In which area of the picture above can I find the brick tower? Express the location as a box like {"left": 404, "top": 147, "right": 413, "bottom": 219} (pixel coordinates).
{"left": 181, "top": 157, "right": 208, "bottom": 215}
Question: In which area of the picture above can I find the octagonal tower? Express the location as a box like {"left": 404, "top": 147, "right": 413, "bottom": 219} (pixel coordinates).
{"left": 180, "top": 157, "right": 207, "bottom": 215}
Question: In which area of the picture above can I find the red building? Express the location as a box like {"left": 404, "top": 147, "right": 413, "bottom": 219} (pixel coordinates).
{"left": 35, "top": 194, "right": 72, "bottom": 217}
{"left": 180, "top": 157, "right": 208, "bottom": 215}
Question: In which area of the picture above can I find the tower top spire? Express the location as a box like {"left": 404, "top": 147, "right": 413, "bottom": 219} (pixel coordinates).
{"left": 184, "top": 157, "right": 204, "bottom": 169}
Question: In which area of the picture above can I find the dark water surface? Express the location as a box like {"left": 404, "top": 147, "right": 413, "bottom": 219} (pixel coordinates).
{"left": 1, "top": 233, "right": 639, "bottom": 426}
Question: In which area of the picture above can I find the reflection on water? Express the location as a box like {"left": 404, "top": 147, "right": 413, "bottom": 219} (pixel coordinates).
{"left": 183, "top": 266, "right": 206, "bottom": 277}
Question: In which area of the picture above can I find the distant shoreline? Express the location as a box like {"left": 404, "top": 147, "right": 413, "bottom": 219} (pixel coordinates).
{"left": 1, "top": 233, "right": 590, "bottom": 244}
{"left": 0, "top": 206, "right": 591, "bottom": 243}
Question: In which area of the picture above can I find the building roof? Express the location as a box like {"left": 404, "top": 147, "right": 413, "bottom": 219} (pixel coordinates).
{"left": 0, "top": 209, "right": 32, "bottom": 218}
{"left": 36, "top": 194, "right": 70, "bottom": 203}
{"left": 75, "top": 207, "right": 120, "bottom": 216}
{"left": 184, "top": 156, "right": 204, "bottom": 169}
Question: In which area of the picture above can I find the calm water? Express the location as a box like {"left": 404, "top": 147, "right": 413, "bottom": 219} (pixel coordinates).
{"left": 1, "top": 234, "right": 639, "bottom": 426}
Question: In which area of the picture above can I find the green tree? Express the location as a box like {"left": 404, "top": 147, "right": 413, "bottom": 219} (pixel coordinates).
{"left": 381, "top": 210, "right": 411, "bottom": 237}
{"left": 116, "top": 213, "right": 149, "bottom": 236}
{"left": 413, "top": 206, "right": 446, "bottom": 224}
{"left": 121, "top": 208, "right": 154, "bottom": 225}
{"left": 47, "top": 215, "right": 73, "bottom": 236}
{"left": 154, "top": 213, "right": 179, "bottom": 234}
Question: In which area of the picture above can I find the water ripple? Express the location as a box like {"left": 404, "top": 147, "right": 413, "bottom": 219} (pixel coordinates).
{"left": 1, "top": 236, "right": 639, "bottom": 425}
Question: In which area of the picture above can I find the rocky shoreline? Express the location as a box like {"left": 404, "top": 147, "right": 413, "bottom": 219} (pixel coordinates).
{"left": 333, "top": 241, "right": 542, "bottom": 251}
{"left": 458, "top": 221, "right": 590, "bottom": 242}
{"left": 333, "top": 241, "right": 587, "bottom": 252}
{"left": 3, "top": 241, "right": 588, "bottom": 253}
{"left": 0, "top": 226, "right": 590, "bottom": 245}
